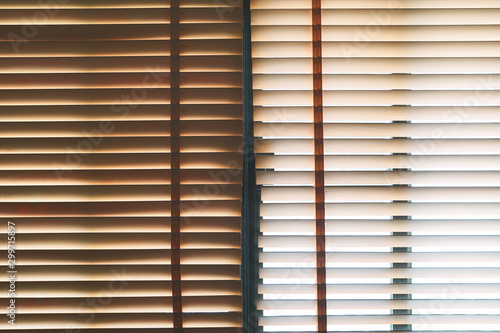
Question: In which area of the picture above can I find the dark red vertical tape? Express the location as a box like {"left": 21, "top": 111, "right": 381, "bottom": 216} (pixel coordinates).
{"left": 312, "top": 0, "right": 327, "bottom": 332}
{"left": 170, "top": 0, "right": 182, "bottom": 331}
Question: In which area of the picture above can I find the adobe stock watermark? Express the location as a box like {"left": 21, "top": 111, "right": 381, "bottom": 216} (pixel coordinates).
{"left": 387, "top": 74, "right": 500, "bottom": 185}
{"left": 214, "top": 0, "right": 243, "bottom": 20}
{"left": 52, "top": 65, "right": 169, "bottom": 179}
{"left": 8, "top": 0, "right": 71, "bottom": 53}
{"left": 6, "top": 221, "right": 17, "bottom": 326}
{"left": 64, "top": 267, "right": 129, "bottom": 333}
{"left": 340, "top": 0, "right": 403, "bottom": 60}
{"left": 180, "top": 106, "right": 295, "bottom": 225}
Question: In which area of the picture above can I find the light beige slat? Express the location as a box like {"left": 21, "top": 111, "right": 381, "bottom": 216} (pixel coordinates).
{"left": 252, "top": 25, "right": 311, "bottom": 42}
{"left": 261, "top": 252, "right": 500, "bottom": 264}
{"left": 259, "top": 235, "right": 500, "bottom": 248}
{"left": 322, "top": 0, "right": 500, "bottom": 9}
{"left": 261, "top": 267, "right": 500, "bottom": 279}
{"left": 322, "top": 41, "right": 500, "bottom": 58}
{"left": 261, "top": 219, "right": 500, "bottom": 234}
{"left": 258, "top": 299, "right": 500, "bottom": 311}
{"left": 322, "top": 74, "right": 500, "bottom": 90}
{"left": 329, "top": 171, "right": 500, "bottom": 186}
{"left": 252, "top": 41, "right": 312, "bottom": 58}
{"left": 257, "top": 155, "right": 500, "bottom": 173}
{"left": 262, "top": 187, "right": 500, "bottom": 203}
{"left": 260, "top": 314, "right": 500, "bottom": 326}
{"left": 251, "top": 0, "right": 310, "bottom": 9}
{"left": 323, "top": 57, "right": 500, "bottom": 74}
{"left": 261, "top": 202, "right": 500, "bottom": 218}
{"left": 325, "top": 139, "right": 500, "bottom": 155}
{"left": 253, "top": 25, "right": 500, "bottom": 42}
{"left": 254, "top": 73, "right": 500, "bottom": 90}
{"left": 252, "top": 9, "right": 500, "bottom": 26}
{"left": 255, "top": 139, "right": 313, "bottom": 154}
{"left": 254, "top": 90, "right": 500, "bottom": 107}
{"left": 252, "top": 58, "right": 312, "bottom": 74}
{"left": 251, "top": 9, "right": 312, "bottom": 26}
{"left": 323, "top": 25, "right": 500, "bottom": 42}
{"left": 321, "top": 9, "right": 500, "bottom": 26}
{"left": 256, "top": 123, "right": 500, "bottom": 139}
{"left": 253, "top": 58, "right": 500, "bottom": 74}
{"left": 323, "top": 90, "right": 500, "bottom": 107}
{"left": 252, "top": 0, "right": 500, "bottom": 9}
{"left": 256, "top": 106, "right": 500, "bottom": 124}
{"left": 259, "top": 283, "right": 500, "bottom": 295}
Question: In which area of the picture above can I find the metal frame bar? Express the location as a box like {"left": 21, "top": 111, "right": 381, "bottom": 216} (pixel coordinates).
{"left": 242, "top": 0, "right": 260, "bottom": 332}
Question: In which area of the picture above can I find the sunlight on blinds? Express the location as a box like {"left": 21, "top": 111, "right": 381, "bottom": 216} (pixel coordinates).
{"left": 252, "top": 0, "right": 500, "bottom": 332}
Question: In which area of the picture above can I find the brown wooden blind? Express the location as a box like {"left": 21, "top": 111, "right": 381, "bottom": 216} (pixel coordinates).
{"left": 0, "top": 0, "right": 243, "bottom": 331}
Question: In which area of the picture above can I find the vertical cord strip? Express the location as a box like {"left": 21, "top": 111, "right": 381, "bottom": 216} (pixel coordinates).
{"left": 312, "top": 0, "right": 327, "bottom": 332}
{"left": 170, "top": 0, "right": 182, "bottom": 331}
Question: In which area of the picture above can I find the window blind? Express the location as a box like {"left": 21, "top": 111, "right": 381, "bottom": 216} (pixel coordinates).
{"left": 1, "top": 0, "right": 243, "bottom": 331}
{"left": 252, "top": 0, "right": 500, "bottom": 332}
